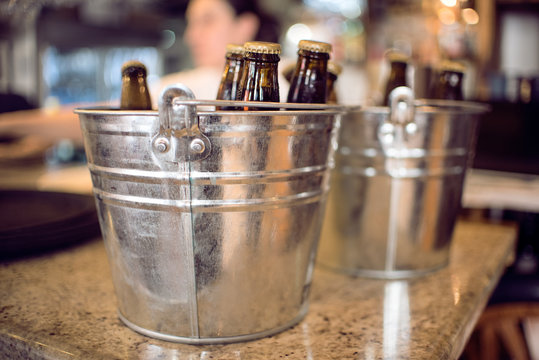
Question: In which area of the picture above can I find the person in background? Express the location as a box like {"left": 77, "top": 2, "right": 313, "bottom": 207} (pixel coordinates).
{"left": 151, "top": 0, "right": 281, "bottom": 104}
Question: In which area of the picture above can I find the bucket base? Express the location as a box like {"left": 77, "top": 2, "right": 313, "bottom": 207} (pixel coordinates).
{"left": 319, "top": 261, "right": 449, "bottom": 280}
{"left": 117, "top": 304, "right": 309, "bottom": 344}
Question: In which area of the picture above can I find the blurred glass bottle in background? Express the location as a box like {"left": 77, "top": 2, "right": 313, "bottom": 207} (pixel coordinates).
{"left": 432, "top": 60, "right": 466, "bottom": 101}
{"left": 382, "top": 50, "right": 409, "bottom": 106}
{"left": 287, "top": 40, "right": 332, "bottom": 104}
{"left": 236, "top": 41, "right": 281, "bottom": 109}
{"left": 326, "top": 60, "right": 342, "bottom": 104}
{"left": 216, "top": 44, "right": 245, "bottom": 109}
{"left": 120, "top": 60, "right": 152, "bottom": 110}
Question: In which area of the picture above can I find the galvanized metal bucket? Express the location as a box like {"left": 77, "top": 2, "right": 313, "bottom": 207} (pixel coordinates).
{"left": 75, "top": 84, "right": 342, "bottom": 344}
{"left": 318, "top": 87, "right": 489, "bottom": 279}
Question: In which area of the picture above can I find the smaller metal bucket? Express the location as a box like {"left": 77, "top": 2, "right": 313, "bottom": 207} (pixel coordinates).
{"left": 318, "top": 87, "right": 488, "bottom": 279}
{"left": 75, "top": 85, "right": 342, "bottom": 344}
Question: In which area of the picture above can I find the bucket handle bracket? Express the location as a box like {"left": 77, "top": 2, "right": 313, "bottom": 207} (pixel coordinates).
{"left": 152, "top": 84, "right": 211, "bottom": 162}
{"left": 378, "top": 86, "right": 418, "bottom": 156}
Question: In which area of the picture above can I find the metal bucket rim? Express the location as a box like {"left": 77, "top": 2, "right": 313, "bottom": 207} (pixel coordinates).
{"left": 349, "top": 99, "right": 489, "bottom": 115}
{"left": 75, "top": 99, "right": 347, "bottom": 116}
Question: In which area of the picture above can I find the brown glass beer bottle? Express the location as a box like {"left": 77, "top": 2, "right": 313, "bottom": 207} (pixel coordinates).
{"left": 236, "top": 41, "right": 281, "bottom": 109}
{"left": 287, "top": 40, "right": 332, "bottom": 104}
{"left": 433, "top": 60, "right": 465, "bottom": 101}
{"left": 326, "top": 60, "right": 342, "bottom": 104}
{"left": 382, "top": 51, "right": 409, "bottom": 106}
{"left": 120, "top": 60, "right": 152, "bottom": 110}
{"left": 216, "top": 44, "right": 245, "bottom": 105}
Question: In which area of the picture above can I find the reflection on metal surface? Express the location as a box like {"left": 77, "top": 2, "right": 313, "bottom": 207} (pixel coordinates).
{"left": 76, "top": 85, "right": 342, "bottom": 343}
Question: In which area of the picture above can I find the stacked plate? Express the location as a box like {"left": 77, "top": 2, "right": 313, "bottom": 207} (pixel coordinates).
{"left": 0, "top": 190, "right": 101, "bottom": 259}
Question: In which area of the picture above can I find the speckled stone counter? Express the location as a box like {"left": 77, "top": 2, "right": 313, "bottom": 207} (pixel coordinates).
{"left": 0, "top": 221, "right": 515, "bottom": 360}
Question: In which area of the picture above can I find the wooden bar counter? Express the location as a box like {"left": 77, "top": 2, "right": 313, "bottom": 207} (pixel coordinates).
{"left": 0, "top": 220, "right": 516, "bottom": 359}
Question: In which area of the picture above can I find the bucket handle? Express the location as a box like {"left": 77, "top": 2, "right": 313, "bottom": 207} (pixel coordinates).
{"left": 388, "top": 86, "right": 415, "bottom": 126}
{"left": 377, "top": 86, "right": 418, "bottom": 156}
{"left": 152, "top": 84, "right": 212, "bottom": 162}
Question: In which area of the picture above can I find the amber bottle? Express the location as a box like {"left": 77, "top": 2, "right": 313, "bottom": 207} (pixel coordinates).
{"left": 382, "top": 51, "right": 409, "bottom": 106}
{"left": 216, "top": 44, "right": 245, "bottom": 106}
{"left": 120, "top": 60, "right": 152, "bottom": 110}
{"left": 326, "top": 60, "right": 342, "bottom": 104}
{"left": 287, "top": 40, "right": 332, "bottom": 104}
{"left": 236, "top": 41, "right": 281, "bottom": 109}
{"left": 433, "top": 60, "right": 465, "bottom": 101}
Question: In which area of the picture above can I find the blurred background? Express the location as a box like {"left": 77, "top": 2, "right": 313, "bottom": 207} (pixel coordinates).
{"left": 2, "top": 0, "right": 537, "bottom": 171}
{"left": 0, "top": 0, "right": 537, "bottom": 106}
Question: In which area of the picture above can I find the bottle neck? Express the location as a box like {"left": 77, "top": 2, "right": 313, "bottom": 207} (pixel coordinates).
{"left": 287, "top": 49, "right": 329, "bottom": 103}
{"left": 437, "top": 70, "right": 463, "bottom": 100}
{"left": 389, "top": 62, "right": 407, "bottom": 82}
{"left": 237, "top": 53, "right": 280, "bottom": 105}
{"left": 121, "top": 71, "right": 151, "bottom": 110}
{"left": 441, "top": 71, "right": 462, "bottom": 87}
{"left": 244, "top": 52, "right": 280, "bottom": 63}
{"left": 383, "top": 61, "right": 408, "bottom": 105}
{"left": 216, "top": 53, "right": 245, "bottom": 104}
{"left": 226, "top": 53, "right": 244, "bottom": 63}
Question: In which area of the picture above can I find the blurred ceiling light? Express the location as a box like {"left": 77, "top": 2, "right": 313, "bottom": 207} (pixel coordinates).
{"left": 304, "top": 0, "right": 365, "bottom": 18}
{"left": 340, "top": 1, "right": 362, "bottom": 19}
{"left": 462, "top": 8, "right": 479, "bottom": 25}
{"left": 440, "top": 0, "right": 457, "bottom": 7}
{"left": 438, "top": 7, "right": 456, "bottom": 25}
{"left": 286, "top": 23, "right": 313, "bottom": 45}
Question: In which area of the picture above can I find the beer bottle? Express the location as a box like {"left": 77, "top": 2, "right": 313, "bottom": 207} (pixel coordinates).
{"left": 216, "top": 44, "right": 245, "bottom": 103}
{"left": 432, "top": 60, "right": 465, "bottom": 101}
{"left": 237, "top": 41, "right": 281, "bottom": 109}
{"left": 120, "top": 60, "right": 152, "bottom": 110}
{"left": 326, "top": 60, "right": 342, "bottom": 104}
{"left": 287, "top": 40, "right": 332, "bottom": 104}
{"left": 382, "top": 50, "right": 409, "bottom": 106}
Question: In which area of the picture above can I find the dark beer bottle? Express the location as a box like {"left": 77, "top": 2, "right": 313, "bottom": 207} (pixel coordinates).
{"left": 382, "top": 51, "right": 409, "bottom": 106}
{"left": 237, "top": 41, "right": 281, "bottom": 109}
{"left": 433, "top": 60, "right": 465, "bottom": 100}
{"left": 287, "top": 40, "right": 332, "bottom": 104}
{"left": 216, "top": 44, "right": 245, "bottom": 103}
{"left": 120, "top": 60, "right": 152, "bottom": 110}
{"left": 326, "top": 60, "right": 342, "bottom": 104}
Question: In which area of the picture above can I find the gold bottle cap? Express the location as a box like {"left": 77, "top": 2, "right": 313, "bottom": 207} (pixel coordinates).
{"left": 384, "top": 49, "right": 409, "bottom": 63}
{"left": 226, "top": 43, "right": 244, "bottom": 55}
{"left": 243, "top": 41, "right": 281, "bottom": 55}
{"left": 121, "top": 60, "right": 147, "bottom": 75}
{"left": 328, "top": 60, "right": 342, "bottom": 75}
{"left": 439, "top": 59, "right": 466, "bottom": 73}
{"left": 298, "top": 40, "right": 332, "bottom": 54}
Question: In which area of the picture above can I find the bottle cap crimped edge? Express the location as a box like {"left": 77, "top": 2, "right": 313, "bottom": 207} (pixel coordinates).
{"left": 298, "top": 40, "right": 332, "bottom": 54}
{"left": 243, "top": 41, "right": 281, "bottom": 54}
{"left": 226, "top": 43, "right": 245, "bottom": 55}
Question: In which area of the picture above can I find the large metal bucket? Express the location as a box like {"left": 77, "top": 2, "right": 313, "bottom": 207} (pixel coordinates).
{"left": 318, "top": 87, "right": 488, "bottom": 279}
{"left": 75, "top": 85, "right": 342, "bottom": 344}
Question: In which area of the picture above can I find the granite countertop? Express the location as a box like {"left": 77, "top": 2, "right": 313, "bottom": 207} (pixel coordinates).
{"left": 0, "top": 220, "right": 516, "bottom": 359}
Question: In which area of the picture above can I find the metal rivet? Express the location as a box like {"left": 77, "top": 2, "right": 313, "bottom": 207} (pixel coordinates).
{"left": 190, "top": 138, "right": 205, "bottom": 154}
{"left": 154, "top": 138, "right": 169, "bottom": 153}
